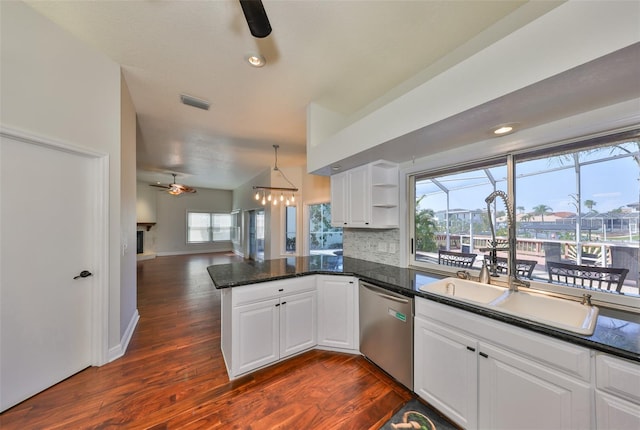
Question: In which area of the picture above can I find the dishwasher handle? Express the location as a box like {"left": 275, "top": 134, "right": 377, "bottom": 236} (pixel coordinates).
{"left": 361, "top": 283, "right": 410, "bottom": 304}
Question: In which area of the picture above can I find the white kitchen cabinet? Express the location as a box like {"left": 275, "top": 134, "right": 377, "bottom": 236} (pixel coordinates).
{"left": 330, "top": 161, "right": 398, "bottom": 228}
{"left": 280, "top": 290, "right": 317, "bottom": 358}
{"left": 414, "top": 316, "right": 478, "bottom": 429}
{"left": 233, "top": 298, "right": 280, "bottom": 376}
{"left": 316, "top": 275, "right": 358, "bottom": 352}
{"left": 415, "top": 297, "right": 593, "bottom": 430}
{"left": 595, "top": 353, "right": 640, "bottom": 429}
{"left": 223, "top": 277, "right": 317, "bottom": 378}
{"left": 478, "top": 342, "right": 591, "bottom": 430}
{"left": 330, "top": 170, "right": 348, "bottom": 226}
{"left": 330, "top": 165, "right": 370, "bottom": 227}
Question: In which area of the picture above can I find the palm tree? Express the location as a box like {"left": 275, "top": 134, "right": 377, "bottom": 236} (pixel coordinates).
{"left": 532, "top": 204, "right": 553, "bottom": 222}
{"left": 584, "top": 199, "right": 597, "bottom": 213}
{"left": 415, "top": 196, "right": 438, "bottom": 252}
{"left": 517, "top": 206, "right": 525, "bottom": 215}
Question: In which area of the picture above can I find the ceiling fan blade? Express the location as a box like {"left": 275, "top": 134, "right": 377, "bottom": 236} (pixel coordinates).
{"left": 174, "top": 184, "right": 197, "bottom": 194}
{"left": 239, "top": 0, "right": 272, "bottom": 38}
{"left": 150, "top": 173, "right": 196, "bottom": 195}
{"left": 149, "top": 183, "right": 170, "bottom": 189}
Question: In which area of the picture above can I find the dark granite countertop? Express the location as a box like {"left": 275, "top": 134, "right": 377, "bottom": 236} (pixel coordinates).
{"left": 207, "top": 255, "right": 640, "bottom": 363}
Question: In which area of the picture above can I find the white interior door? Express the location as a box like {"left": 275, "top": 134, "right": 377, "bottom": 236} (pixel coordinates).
{"left": 1, "top": 133, "right": 101, "bottom": 411}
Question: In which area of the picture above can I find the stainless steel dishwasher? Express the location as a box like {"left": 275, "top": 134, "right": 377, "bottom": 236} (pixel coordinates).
{"left": 359, "top": 281, "right": 413, "bottom": 390}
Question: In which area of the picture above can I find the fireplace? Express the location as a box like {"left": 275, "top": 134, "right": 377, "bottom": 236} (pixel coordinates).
{"left": 137, "top": 231, "right": 144, "bottom": 254}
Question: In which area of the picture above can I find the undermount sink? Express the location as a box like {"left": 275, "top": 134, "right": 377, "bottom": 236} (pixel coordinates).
{"left": 419, "top": 278, "right": 507, "bottom": 304}
{"left": 492, "top": 290, "right": 599, "bottom": 335}
{"left": 419, "top": 277, "right": 599, "bottom": 335}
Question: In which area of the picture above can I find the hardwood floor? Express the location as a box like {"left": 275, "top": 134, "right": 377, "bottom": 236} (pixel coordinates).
{"left": 1, "top": 253, "right": 414, "bottom": 429}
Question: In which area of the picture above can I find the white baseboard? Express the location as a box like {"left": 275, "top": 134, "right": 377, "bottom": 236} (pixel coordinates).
{"left": 108, "top": 309, "right": 140, "bottom": 363}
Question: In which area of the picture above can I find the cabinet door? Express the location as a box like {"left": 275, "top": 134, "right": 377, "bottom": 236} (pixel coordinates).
{"left": 233, "top": 299, "right": 280, "bottom": 376}
{"left": 330, "top": 172, "right": 348, "bottom": 226}
{"left": 347, "top": 166, "right": 370, "bottom": 226}
{"left": 414, "top": 317, "right": 478, "bottom": 429}
{"left": 595, "top": 390, "right": 640, "bottom": 430}
{"left": 478, "top": 343, "right": 591, "bottom": 430}
{"left": 280, "top": 291, "right": 317, "bottom": 358}
{"left": 317, "top": 277, "right": 357, "bottom": 350}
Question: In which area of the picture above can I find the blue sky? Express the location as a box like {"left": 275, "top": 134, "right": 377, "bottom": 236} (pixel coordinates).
{"left": 416, "top": 144, "right": 639, "bottom": 214}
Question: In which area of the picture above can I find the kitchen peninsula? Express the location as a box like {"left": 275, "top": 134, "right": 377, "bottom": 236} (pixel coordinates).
{"left": 208, "top": 255, "right": 640, "bottom": 429}
{"left": 208, "top": 255, "right": 640, "bottom": 361}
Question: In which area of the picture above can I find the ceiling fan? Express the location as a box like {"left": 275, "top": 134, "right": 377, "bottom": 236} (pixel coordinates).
{"left": 150, "top": 173, "right": 197, "bottom": 195}
{"left": 239, "top": 0, "right": 271, "bottom": 38}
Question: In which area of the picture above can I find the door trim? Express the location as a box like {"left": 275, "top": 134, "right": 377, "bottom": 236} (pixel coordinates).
{"left": 0, "top": 126, "right": 110, "bottom": 366}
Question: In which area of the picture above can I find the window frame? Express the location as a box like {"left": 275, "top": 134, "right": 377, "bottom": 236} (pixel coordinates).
{"left": 186, "top": 211, "right": 233, "bottom": 244}
{"left": 282, "top": 203, "right": 298, "bottom": 255}
{"left": 407, "top": 129, "right": 640, "bottom": 309}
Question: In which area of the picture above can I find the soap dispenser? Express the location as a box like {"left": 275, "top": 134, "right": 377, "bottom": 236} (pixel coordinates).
{"left": 479, "top": 259, "right": 491, "bottom": 284}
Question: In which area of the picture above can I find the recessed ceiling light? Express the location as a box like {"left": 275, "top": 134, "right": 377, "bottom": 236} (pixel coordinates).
{"left": 492, "top": 123, "right": 518, "bottom": 136}
{"left": 245, "top": 54, "right": 266, "bottom": 68}
{"left": 331, "top": 165, "right": 341, "bottom": 171}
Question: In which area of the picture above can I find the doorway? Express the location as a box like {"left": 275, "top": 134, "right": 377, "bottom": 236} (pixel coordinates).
{"left": 247, "top": 209, "right": 265, "bottom": 260}
{"left": 0, "top": 129, "right": 108, "bottom": 411}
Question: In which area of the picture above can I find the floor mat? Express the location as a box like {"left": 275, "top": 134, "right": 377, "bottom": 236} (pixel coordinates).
{"left": 379, "top": 398, "right": 459, "bottom": 430}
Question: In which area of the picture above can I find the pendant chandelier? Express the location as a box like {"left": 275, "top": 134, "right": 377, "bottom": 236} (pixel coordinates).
{"left": 254, "top": 145, "right": 298, "bottom": 206}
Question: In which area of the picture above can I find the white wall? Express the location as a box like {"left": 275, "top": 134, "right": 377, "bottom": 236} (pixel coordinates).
{"left": 307, "top": 0, "right": 640, "bottom": 173}
{"left": 0, "top": 1, "right": 127, "bottom": 353}
{"left": 119, "top": 75, "right": 138, "bottom": 350}
{"left": 136, "top": 181, "right": 158, "bottom": 256}
{"left": 154, "top": 187, "right": 234, "bottom": 255}
{"left": 136, "top": 181, "right": 157, "bottom": 223}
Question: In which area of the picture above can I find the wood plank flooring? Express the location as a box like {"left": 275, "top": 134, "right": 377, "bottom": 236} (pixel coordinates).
{"left": 0, "top": 253, "right": 415, "bottom": 429}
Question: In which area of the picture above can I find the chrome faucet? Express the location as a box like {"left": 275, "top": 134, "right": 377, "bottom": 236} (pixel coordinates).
{"left": 485, "top": 190, "right": 530, "bottom": 292}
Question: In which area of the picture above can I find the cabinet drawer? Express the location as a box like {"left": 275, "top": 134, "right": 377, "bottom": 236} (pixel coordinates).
{"left": 232, "top": 276, "right": 316, "bottom": 307}
{"left": 596, "top": 353, "right": 640, "bottom": 404}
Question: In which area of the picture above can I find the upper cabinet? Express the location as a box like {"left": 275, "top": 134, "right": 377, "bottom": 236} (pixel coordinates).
{"left": 331, "top": 161, "right": 399, "bottom": 228}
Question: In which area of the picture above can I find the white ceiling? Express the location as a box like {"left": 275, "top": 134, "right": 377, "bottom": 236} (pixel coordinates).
{"left": 23, "top": 1, "right": 638, "bottom": 191}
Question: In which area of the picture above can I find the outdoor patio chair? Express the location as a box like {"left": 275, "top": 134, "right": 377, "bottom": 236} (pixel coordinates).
{"left": 484, "top": 255, "right": 537, "bottom": 279}
{"left": 438, "top": 250, "right": 477, "bottom": 268}
{"left": 546, "top": 261, "right": 629, "bottom": 292}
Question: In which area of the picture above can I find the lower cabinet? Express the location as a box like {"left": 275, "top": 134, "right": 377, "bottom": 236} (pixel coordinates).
{"left": 233, "top": 298, "right": 280, "bottom": 376}
{"left": 224, "top": 277, "right": 317, "bottom": 378}
{"left": 415, "top": 298, "right": 592, "bottom": 430}
{"left": 233, "top": 290, "right": 317, "bottom": 377}
{"left": 478, "top": 343, "right": 591, "bottom": 430}
{"left": 595, "top": 353, "right": 640, "bottom": 429}
{"left": 414, "top": 317, "right": 478, "bottom": 429}
{"left": 316, "top": 275, "right": 358, "bottom": 351}
{"left": 222, "top": 275, "right": 358, "bottom": 379}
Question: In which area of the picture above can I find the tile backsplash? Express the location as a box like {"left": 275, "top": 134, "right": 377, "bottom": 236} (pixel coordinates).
{"left": 343, "top": 228, "right": 400, "bottom": 266}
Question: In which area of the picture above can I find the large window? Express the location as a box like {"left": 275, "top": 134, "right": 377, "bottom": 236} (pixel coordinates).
{"left": 187, "top": 212, "right": 233, "bottom": 243}
{"left": 413, "top": 162, "right": 507, "bottom": 264}
{"left": 410, "top": 131, "right": 640, "bottom": 299}
{"left": 309, "top": 203, "right": 343, "bottom": 255}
